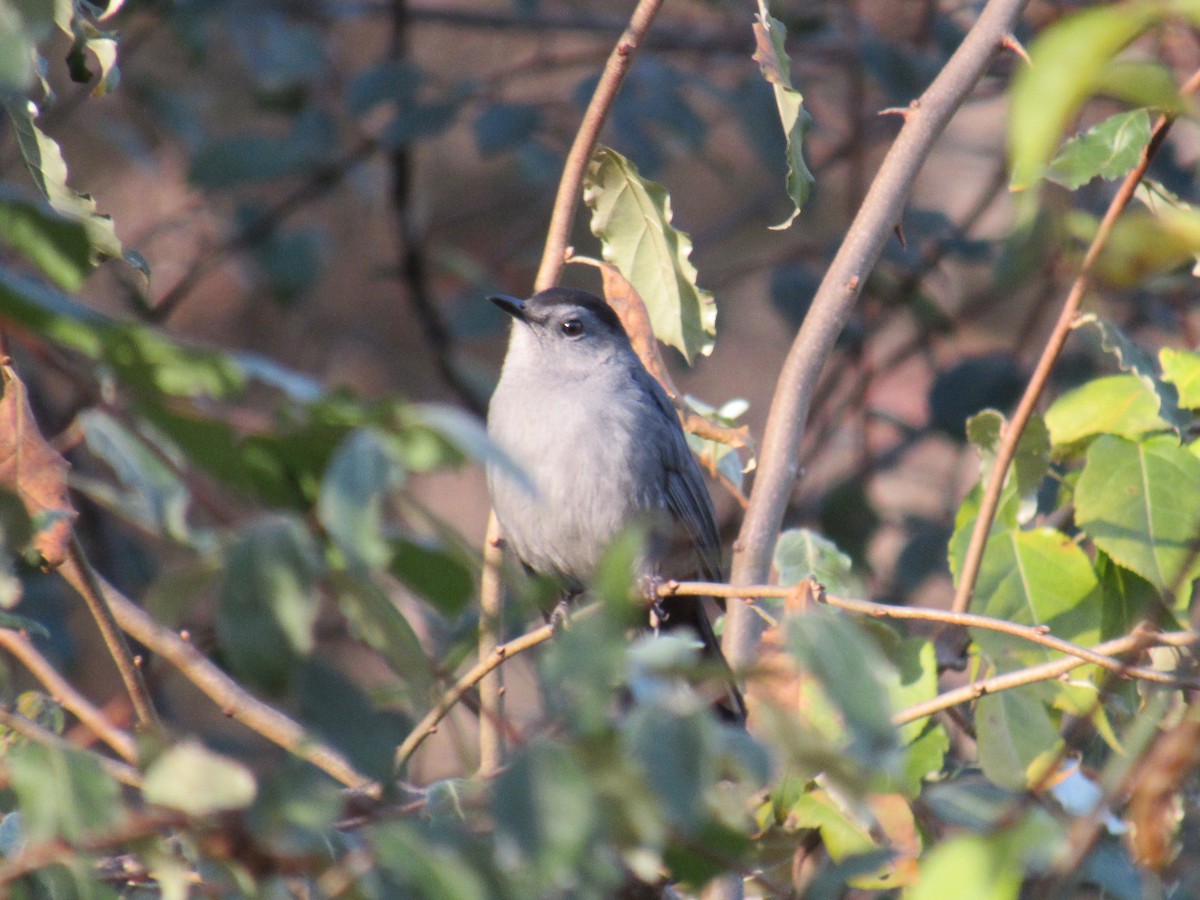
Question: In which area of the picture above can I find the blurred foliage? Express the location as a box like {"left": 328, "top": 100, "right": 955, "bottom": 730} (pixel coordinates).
{"left": 0, "top": 0, "right": 1199, "bottom": 898}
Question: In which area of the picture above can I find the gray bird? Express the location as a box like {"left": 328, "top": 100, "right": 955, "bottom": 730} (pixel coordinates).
{"left": 486, "top": 286, "right": 745, "bottom": 722}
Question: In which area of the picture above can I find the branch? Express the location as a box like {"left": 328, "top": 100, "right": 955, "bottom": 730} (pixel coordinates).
{"left": 949, "top": 66, "right": 1200, "bottom": 614}
{"left": 661, "top": 581, "right": 1195, "bottom": 687}
{"left": 0, "top": 628, "right": 138, "bottom": 765}
{"left": 893, "top": 629, "right": 1198, "bottom": 726}
{"left": 93, "top": 575, "right": 378, "bottom": 794}
{"left": 724, "top": 0, "right": 1033, "bottom": 672}
{"left": 477, "top": 514, "right": 506, "bottom": 775}
{"left": 58, "top": 536, "right": 159, "bottom": 732}
{"left": 396, "top": 603, "right": 602, "bottom": 771}
{"left": 0, "top": 708, "right": 142, "bottom": 787}
{"left": 532, "top": 0, "right": 664, "bottom": 292}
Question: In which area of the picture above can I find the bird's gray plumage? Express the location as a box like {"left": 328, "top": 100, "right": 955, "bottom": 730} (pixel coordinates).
{"left": 486, "top": 286, "right": 744, "bottom": 721}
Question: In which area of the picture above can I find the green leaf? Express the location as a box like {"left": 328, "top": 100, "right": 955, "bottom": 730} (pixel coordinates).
{"left": 623, "top": 706, "right": 715, "bottom": 835}
{"left": 1045, "top": 374, "right": 1169, "bottom": 451}
{"left": 751, "top": 2, "right": 814, "bottom": 229}
{"left": 1096, "top": 550, "right": 1172, "bottom": 640}
{"left": 774, "top": 528, "right": 861, "bottom": 595}
{"left": 317, "top": 429, "right": 402, "bottom": 571}
{"left": 390, "top": 537, "right": 475, "bottom": 617}
{"left": 217, "top": 516, "right": 322, "bottom": 693}
{"left": 1160, "top": 347, "right": 1200, "bottom": 409}
{"left": 976, "top": 685, "right": 1061, "bottom": 792}
{"left": 1078, "top": 207, "right": 1200, "bottom": 289}
{"left": 2, "top": 97, "right": 126, "bottom": 264}
{"left": 1045, "top": 109, "right": 1152, "bottom": 190}
{"left": 142, "top": 740, "right": 257, "bottom": 815}
{"left": 0, "top": 187, "right": 91, "bottom": 290}
{"left": 75, "top": 410, "right": 194, "bottom": 545}
{"left": 788, "top": 608, "right": 899, "bottom": 769}
{"left": 583, "top": 145, "right": 716, "bottom": 363}
{"left": 1075, "top": 434, "right": 1200, "bottom": 597}
{"left": 965, "top": 410, "right": 1049, "bottom": 522}
{"left": 682, "top": 395, "right": 751, "bottom": 496}
{"left": 906, "top": 835, "right": 1023, "bottom": 900}
{"left": 1008, "top": 3, "right": 1164, "bottom": 190}
{"left": 333, "top": 572, "right": 433, "bottom": 696}
{"left": 492, "top": 741, "right": 598, "bottom": 886}
{"left": 1080, "top": 315, "right": 1190, "bottom": 435}
{"left": 7, "top": 743, "right": 119, "bottom": 842}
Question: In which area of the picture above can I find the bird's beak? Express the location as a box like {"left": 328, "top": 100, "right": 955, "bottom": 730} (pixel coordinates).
{"left": 489, "top": 294, "right": 528, "bottom": 321}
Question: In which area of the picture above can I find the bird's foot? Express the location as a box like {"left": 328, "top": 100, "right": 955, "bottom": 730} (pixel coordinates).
{"left": 639, "top": 574, "right": 668, "bottom": 633}
{"left": 549, "top": 592, "right": 580, "bottom": 634}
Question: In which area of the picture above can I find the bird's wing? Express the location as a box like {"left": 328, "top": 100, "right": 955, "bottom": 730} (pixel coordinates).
{"left": 637, "top": 367, "right": 723, "bottom": 581}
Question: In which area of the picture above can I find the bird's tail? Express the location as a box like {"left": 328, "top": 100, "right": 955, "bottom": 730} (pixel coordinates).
{"left": 658, "top": 595, "right": 747, "bottom": 726}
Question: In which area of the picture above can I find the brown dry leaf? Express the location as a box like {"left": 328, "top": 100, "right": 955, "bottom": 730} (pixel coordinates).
{"left": 745, "top": 580, "right": 813, "bottom": 717}
{"left": 1126, "top": 717, "right": 1200, "bottom": 870}
{"left": 0, "top": 361, "right": 77, "bottom": 567}
{"left": 865, "top": 793, "right": 920, "bottom": 886}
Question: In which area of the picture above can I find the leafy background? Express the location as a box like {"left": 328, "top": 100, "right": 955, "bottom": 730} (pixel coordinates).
{"left": 1, "top": 0, "right": 1200, "bottom": 897}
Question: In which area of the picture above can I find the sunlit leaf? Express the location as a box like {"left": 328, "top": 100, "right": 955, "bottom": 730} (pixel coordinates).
{"left": 966, "top": 410, "right": 1049, "bottom": 522}
{"left": 774, "top": 528, "right": 862, "bottom": 596}
{"left": 1045, "top": 374, "right": 1169, "bottom": 452}
{"left": 0, "top": 187, "right": 91, "bottom": 290}
{"left": 1045, "top": 108, "right": 1152, "bottom": 189}
{"left": 1160, "top": 347, "right": 1200, "bottom": 410}
{"left": 751, "top": 1, "right": 814, "bottom": 229}
{"left": 583, "top": 145, "right": 716, "bottom": 363}
{"left": 976, "top": 684, "right": 1062, "bottom": 791}
{"left": 143, "top": 740, "right": 257, "bottom": 815}
{"left": 1076, "top": 434, "right": 1200, "bottom": 597}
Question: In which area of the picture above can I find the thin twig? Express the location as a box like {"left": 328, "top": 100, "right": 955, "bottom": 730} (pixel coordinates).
{"left": 950, "top": 66, "right": 1200, "bottom": 615}
{"left": 532, "top": 0, "right": 665, "bottom": 292}
{"left": 93, "top": 575, "right": 379, "bottom": 794}
{"left": 396, "top": 604, "right": 602, "bottom": 771}
{"left": 893, "top": 630, "right": 1197, "bottom": 726}
{"left": 724, "top": 0, "right": 1033, "bottom": 673}
{"left": 0, "top": 708, "right": 142, "bottom": 787}
{"left": 58, "top": 536, "right": 159, "bottom": 732}
{"left": 477, "top": 515, "right": 506, "bottom": 775}
{"left": 0, "top": 629, "right": 137, "bottom": 764}
{"left": 661, "top": 581, "right": 1194, "bottom": 687}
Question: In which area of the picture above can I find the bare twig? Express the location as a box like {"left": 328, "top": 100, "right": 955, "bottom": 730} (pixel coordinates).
{"left": 724, "top": 0, "right": 1032, "bottom": 674}
{"left": 477, "top": 515, "right": 506, "bottom": 775}
{"left": 58, "top": 536, "right": 159, "bottom": 732}
{"left": 93, "top": 575, "right": 378, "bottom": 794}
{"left": 0, "top": 629, "right": 137, "bottom": 764}
{"left": 893, "top": 630, "right": 1197, "bottom": 726}
{"left": 396, "top": 603, "right": 602, "bottom": 770}
{"left": 949, "top": 67, "right": 1200, "bottom": 614}
{"left": 533, "top": 0, "right": 665, "bottom": 292}
{"left": 0, "top": 708, "right": 142, "bottom": 787}
{"left": 661, "top": 581, "right": 1194, "bottom": 687}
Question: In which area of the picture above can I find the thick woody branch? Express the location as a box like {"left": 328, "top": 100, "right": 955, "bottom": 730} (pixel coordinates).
{"left": 724, "top": 0, "right": 1032, "bottom": 673}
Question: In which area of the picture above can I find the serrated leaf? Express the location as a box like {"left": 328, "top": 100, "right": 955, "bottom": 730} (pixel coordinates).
{"left": 0, "top": 187, "right": 91, "bottom": 290}
{"left": 1046, "top": 374, "right": 1169, "bottom": 451}
{"left": 774, "top": 528, "right": 861, "bottom": 595}
{"left": 1076, "top": 434, "right": 1200, "bottom": 597}
{"left": 1078, "top": 314, "right": 1190, "bottom": 435}
{"left": 143, "top": 740, "right": 257, "bottom": 815}
{"left": 1, "top": 97, "right": 124, "bottom": 262}
{"left": 1046, "top": 108, "right": 1152, "bottom": 189}
{"left": 0, "top": 363, "right": 77, "bottom": 567}
{"left": 583, "top": 145, "right": 716, "bottom": 363}
{"left": 1160, "top": 347, "right": 1200, "bottom": 409}
{"left": 751, "top": 3, "right": 813, "bottom": 229}
{"left": 1009, "top": 3, "right": 1164, "bottom": 190}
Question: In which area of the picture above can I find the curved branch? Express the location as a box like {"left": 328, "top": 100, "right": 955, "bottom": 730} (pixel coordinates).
{"left": 532, "top": 0, "right": 664, "bottom": 292}
{"left": 0, "top": 708, "right": 142, "bottom": 787}
{"left": 725, "top": 0, "right": 1033, "bottom": 672}
{"left": 94, "top": 575, "right": 378, "bottom": 794}
{"left": 0, "top": 629, "right": 138, "bottom": 764}
{"left": 949, "top": 67, "right": 1200, "bottom": 614}
{"left": 396, "top": 603, "right": 602, "bottom": 771}
{"left": 893, "top": 629, "right": 1198, "bottom": 726}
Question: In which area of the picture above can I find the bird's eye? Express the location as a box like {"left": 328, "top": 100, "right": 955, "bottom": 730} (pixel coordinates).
{"left": 561, "top": 319, "right": 584, "bottom": 338}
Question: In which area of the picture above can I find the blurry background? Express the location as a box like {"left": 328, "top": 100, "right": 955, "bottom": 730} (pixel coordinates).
{"left": 6, "top": 0, "right": 1200, "bottom": 776}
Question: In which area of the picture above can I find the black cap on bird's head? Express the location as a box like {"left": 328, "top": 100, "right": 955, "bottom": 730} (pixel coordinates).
{"left": 489, "top": 287, "right": 626, "bottom": 342}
